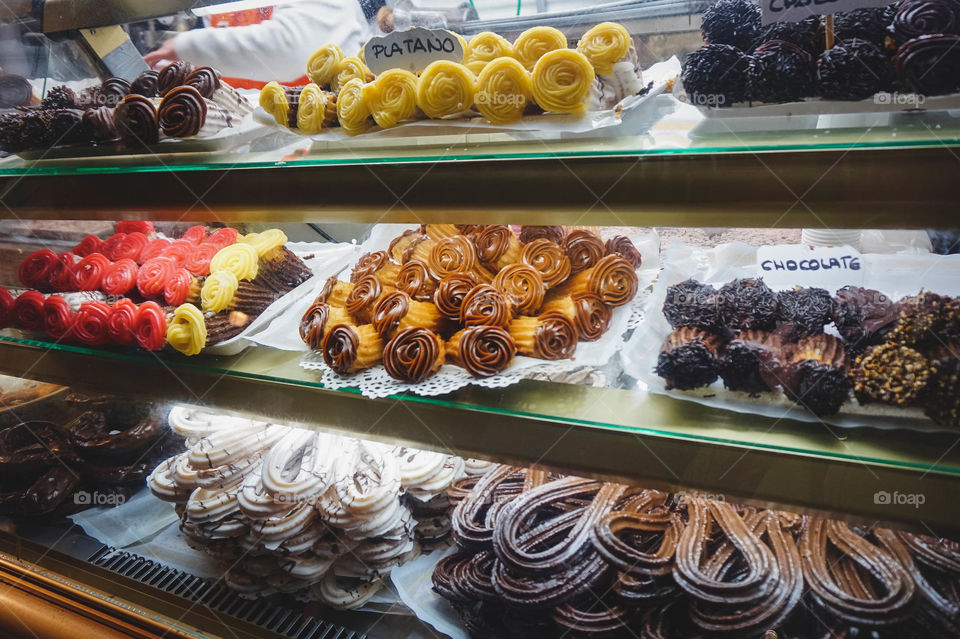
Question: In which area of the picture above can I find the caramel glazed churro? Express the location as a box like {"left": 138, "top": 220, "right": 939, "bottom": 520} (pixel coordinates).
{"left": 148, "top": 405, "right": 494, "bottom": 607}
{"left": 434, "top": 465, "right": 960, "bottom": 638}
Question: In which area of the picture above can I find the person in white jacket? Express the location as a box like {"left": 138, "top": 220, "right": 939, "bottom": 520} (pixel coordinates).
{"left": 144, "top": 0, "right": 373, "bottom": 83}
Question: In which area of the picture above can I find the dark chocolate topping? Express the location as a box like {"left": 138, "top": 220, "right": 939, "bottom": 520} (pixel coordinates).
{"left": 114, "top": 94, "right": 159, "bottom": 145}
{"left": 894, "top": 33, "right": 960, "bottom": 94}
{"left": 817, "top": 38, "right": 893, "bottom": 100}
{"left": 700, "top": 0, "right": 762, "bottom": 51}
{"left": 158, "top": 85, "right": 208, "bottom": 137}
{"left": 682, "top": 44, "right": 750, "bottom": 107}
{"left": 748, "top": 40, "right": 815, "bottom": 103}
{"left": 130, "top": 70, "right": 159, "bottom": 98}
{"left": 383, "top": 327, "right": 442, "bottom": 382}
{"left": 101, "top": 77, "right": 131, "bottom": 107}
{"left": 184, "top": 66, "right": 222, "bottom": 98}
{"left": 0, "top": 72, "right": 33, "bottom": 108}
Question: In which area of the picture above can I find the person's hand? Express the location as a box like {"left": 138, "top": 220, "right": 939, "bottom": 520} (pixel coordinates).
{"left": 144, "top": 38, "right": 180, "bottom": 69}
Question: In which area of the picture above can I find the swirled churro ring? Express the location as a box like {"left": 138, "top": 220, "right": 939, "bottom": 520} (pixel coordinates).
{"left": 460, "top": 284, "right": 512, "bottom": 327}
{"left": 508, "top": 311, "right": 577, "bottom": 360}
{"left": 334, "top": 57, "right": 374, "bottom": 92}
{"left": 372, "top": 290, "right": 410, "bottom": 338}
{"left": 520, "top": 238, "right": 571, "bottom": 289}
{"left": 363, "top": 69, "right": 419, "bottom": 128}
{"left": 395, "top": 260, "right": 437, "bottom": 302}
{"left": 562, "top": 228, "right": 605, "bottom": 274}
{"left": 493, "top": 264, "right": 546, "bottom": 315}
{"left": 210, "top": 243, "right": 259, "bottom": 281}
{"left": 474, "top": 225, "right": 522, "bottom": 272}
{"left": 532, "top": 49, "right": 595, "bottom": 115}
{"left": 434, "top": 272, "right": 478, "bottom": 319}
{"left": 351, "top": 250, "right": 390, "bottom": 283}
{"left": 416, "top": 61, "right": 476, "bottom": 119}
{"left": 158, "top": 85, "right": 208, "bottom": 137}
{"left": 429, "top": 235, "right": 479, "bottom": 280}
{"left": 577, "top": 22, "right": 633, "bottom": 75}
{"left": 475, "top": 57, "right": 533, "bottom": 124}
{"left": 307, "top": 44, "right": 344, "bottom": 87}
{"left": 336, "top": 78, "right": 373, "bottom": 135}
{"left": 605, "top": 235, "right": 642, "bottom": 268}
{"left": 201, "top": 270, "right": 239, "bottom": 313}
{"left": 296, "top": 83, "right": 334, "bottom": 134}
{"left": 446, "top": 325, "right": 516, "bottom": 377}
{"left": 578, "top": 254, "right": 639, "bottom": 307}
{"left": 259, "top": 81, "right": 289, "bottom": 126}
{"left": 345, "top": 274, "right": 384, "bottom": 324}
{"left": 514, "top": 26, "right": 568, "bottom": 71}
{"left": 383, "top": 327, "right": 444, "bottom": 382}
{"left": 322, "top": 323, "right": 383, "bottom": 374}
{"left": 166, "top": 303, "right": 207, "bottom": 356}
{"left": 464, "top": 32, "right": 515, "bottom": 65}
{"left": 299, "top": 300, "right": 330, "bottom": 349}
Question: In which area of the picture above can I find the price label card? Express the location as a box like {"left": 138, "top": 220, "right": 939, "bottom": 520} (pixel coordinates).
{"left": 757, "top": 244, "right": 865, "bottom": 289}
{"left": 364, "top": 28, "right": 464, "bottom": 75}
{"left": 760, "top": 0, "right": 889, "bottom": 25}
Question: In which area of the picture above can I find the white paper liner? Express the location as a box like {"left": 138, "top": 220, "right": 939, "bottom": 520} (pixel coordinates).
{"left": 672, "top": 72, "right": 960, "bottom": 118}
{"left": 205, "top": 241, "right": 356, "bottom": 355}
{"left": 69, "top": 488, "right": 181, "bottom": 550}
{"left": 620, "top": 241, "right": 960, "bottom": 433}
{"left": 392, "top": 546, "right": 468, "bottom": 639}
{"left": 69, "top": 490, "right": 405, "bottom": 612}
{"left": 289, "top": 225, "right": 659, "bottom": 398}
{"left": 252, "top": 57, "right": 681, "bottom": 143}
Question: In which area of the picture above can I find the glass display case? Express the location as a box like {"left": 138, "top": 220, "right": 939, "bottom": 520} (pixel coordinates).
{"left": 0, "top": 0, "right": 958, "bottom": 637}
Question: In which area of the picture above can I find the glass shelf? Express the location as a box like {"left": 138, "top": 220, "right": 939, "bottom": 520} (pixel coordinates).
{"left": 1, "top": 332, "right": 957, "bottom": 536}
{"left": 1, "top": 101, "right": 959, "bottom": 177}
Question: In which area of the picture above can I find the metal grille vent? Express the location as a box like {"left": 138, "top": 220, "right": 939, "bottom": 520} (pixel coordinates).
{"left": 88, "top": 546, "right": 367, "bottom": 639}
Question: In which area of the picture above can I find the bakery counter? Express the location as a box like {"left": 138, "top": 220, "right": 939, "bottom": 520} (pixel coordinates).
{"left": 0, "top": 333, "right": 957, "bottom": 537}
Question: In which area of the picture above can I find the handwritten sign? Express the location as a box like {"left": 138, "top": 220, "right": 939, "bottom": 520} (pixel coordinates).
{"left": 760, "top": 0, "right": 889, "bottom": 25}
{"left": 757, "top": 244, "right": 864, "bottom": 289}
{"left": 364, "top": 28, "right": 464, "bottom": 75}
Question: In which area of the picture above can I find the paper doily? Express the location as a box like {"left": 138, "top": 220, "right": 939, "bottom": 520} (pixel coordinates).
{"left": 300, "top": 289, "right": 649, "bottom": 399}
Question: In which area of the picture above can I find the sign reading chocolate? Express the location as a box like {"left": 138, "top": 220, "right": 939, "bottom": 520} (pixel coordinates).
{"left": 760, "top": 0, "right": 888, "bottom": 25}
{"left": 757, "top": 244, "right": 865, "bottom": 289}
{"left": 364, "top": 28, "right": 464, "bottom": 75}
